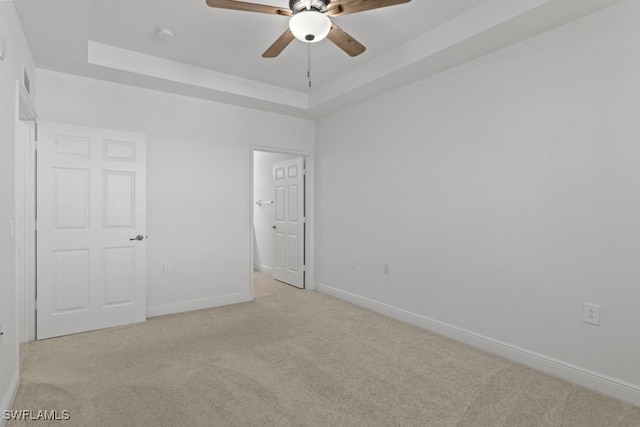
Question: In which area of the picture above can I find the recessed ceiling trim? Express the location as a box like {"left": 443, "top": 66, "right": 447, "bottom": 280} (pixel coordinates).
{"left": 87, "top": 41, "right": 309, "bottom": 110}
{"left": 66, "top": 0, "right": 625, "bottom": 119}
{"left": 310, "top": 0, "right": 552, "bottom": 108}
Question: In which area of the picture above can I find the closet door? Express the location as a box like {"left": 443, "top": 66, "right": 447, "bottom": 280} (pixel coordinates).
{"left": 37, "top": 122, "right": 147, "bottom": 339}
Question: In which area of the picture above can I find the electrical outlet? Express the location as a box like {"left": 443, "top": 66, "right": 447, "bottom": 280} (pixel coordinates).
{"left": 383, "top": 264, "right": 390, "bottom": 275}
{"left": 583, "top": 303, "right": 600, "bottom": 325}
{"left": 349, "top": 257, "right": 356, "bottom": 270}
{"left": 162, "top": 262, "right": 172, "bottom": 274}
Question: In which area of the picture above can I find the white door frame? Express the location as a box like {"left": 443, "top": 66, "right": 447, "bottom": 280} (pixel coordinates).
{"left": 249, "top": 145, "right": 315, "bottom": 298}
{"left": 15, "top": 81, "right": 37, "bottom": 342}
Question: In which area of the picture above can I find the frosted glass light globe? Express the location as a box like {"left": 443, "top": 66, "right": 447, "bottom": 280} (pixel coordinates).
{"left": 289, "top": 11, "right": 331, "bottom": 43}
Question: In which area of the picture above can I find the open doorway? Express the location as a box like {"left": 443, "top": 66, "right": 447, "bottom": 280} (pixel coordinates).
{"left": 250, "top": 147, "right": 314, "bottom": 297}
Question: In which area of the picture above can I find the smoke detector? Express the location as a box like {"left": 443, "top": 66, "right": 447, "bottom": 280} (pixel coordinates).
{"left": 156, "top": 27, "right": 175, "bottom": 41}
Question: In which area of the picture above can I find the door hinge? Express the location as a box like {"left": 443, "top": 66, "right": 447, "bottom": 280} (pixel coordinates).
{"left": 31, "top": 139, "right": 37, "bottom": 151}
{"left": 302, "top": 169, "right": 306, "bottom": 176}
{"left": 34, "top": 220, "right": 37, "bottom": 231}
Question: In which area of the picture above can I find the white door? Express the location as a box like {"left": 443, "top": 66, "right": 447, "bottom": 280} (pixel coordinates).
{"left": 272, "top": 157, "right": 305, "bottom": 288}
{"left": 36, "top": 122, "right": 146, "bottom": 339}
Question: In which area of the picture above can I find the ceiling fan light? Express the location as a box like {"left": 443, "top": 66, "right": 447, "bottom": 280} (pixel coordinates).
{"left": 289, "top": 11, "right": 331, "bottom": 43}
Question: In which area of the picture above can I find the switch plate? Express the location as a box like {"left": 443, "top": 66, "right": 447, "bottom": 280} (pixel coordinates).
{"left": 349, "top": 257, "right": 356, "bottom": 269}
{"left": 383, "top": 264, "right": 390, "bottom": 275}
{"left": 583, "top": 303, "right": 600, "bottom": 325}
{"left": 0, "top": 323, "right": 4, "bottom": 344}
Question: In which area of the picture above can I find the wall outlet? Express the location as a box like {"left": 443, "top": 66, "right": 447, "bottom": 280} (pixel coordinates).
{"left": 583, "top": 303, "right": 600, "bottom": 325}
{"left": 162, "top": 261, "right": 172, "bottom": 274}
{"left": 383, "top": 264, "right": 390, "bottom": 275}
{"left": 349, "top": 257, "right": 356, "bottom": 270}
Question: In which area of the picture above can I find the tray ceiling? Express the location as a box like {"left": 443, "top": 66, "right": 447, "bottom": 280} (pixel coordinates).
{"left": 15, "top": 0, "right": 624, "bottom": 118}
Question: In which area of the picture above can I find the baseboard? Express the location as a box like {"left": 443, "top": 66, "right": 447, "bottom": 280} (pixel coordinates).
{"left": 0, "top": 368, "right": 20, "bottom": 427}
{"left": 254, "top": 264, "right": 273, "bottom": 274}
{"left": 146, "top": 292, "right": 252, "bottom": 318}
{"left": 316, "top": 282, "right": 640, "bottom": 407}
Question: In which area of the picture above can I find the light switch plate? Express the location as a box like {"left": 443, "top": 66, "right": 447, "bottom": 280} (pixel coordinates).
{"left": 0, "top": 38, "right": 5, "bottom": 61}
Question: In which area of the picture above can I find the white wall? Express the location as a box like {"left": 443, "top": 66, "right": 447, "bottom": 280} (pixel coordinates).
{"left": 315, "top": 1, "right": 640, "bottom": 402}
{"left": 253, "top": 151, "right": 298, "bottom": 273}
{"left": 7, "top": 0, "right": 640, "bottom": 410}
{"left": 0, "top": 2, "right": 36, "bottom": 421}
{"left": 36, "top": 70, "right": 314, "bottom": 316}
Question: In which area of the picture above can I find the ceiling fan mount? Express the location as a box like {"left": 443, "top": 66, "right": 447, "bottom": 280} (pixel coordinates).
{"left": 289, "top": 0, "right": 330, "bottom": 14}
{"left": 205, "top": 0, "right": 412, "bottom": 58}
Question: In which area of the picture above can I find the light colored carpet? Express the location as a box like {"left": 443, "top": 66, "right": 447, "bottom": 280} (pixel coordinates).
{"left": 10, "top": 273, "right": 640, "bottom": 426}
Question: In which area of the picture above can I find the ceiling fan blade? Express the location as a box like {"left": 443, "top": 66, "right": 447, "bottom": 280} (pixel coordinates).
{"left": 327, "top": 0, "right": 411, "bottom": 17}
{"left": 327, "top": 24, "right": 366, "bottom": 57}
{"left": 262, "top": 29, "right": 296, "bottom": 58}
{"left": 205, "top": 0, "right": 292, "bottom": 17}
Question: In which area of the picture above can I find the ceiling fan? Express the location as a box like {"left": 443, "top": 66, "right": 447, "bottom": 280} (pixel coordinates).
{"left": 205, "top": 0, "right": 412, "bottom": 58}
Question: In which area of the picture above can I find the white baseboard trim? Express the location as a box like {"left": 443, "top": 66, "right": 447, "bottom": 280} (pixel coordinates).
{"left": 316, "top": 282, "right": 640, "bottom": 407}
{"left": 254, "top": 264, "right": 273, "bottom": 274}
{"left": 0, "top": 368, "right": 20, "bottom": 427}
{"left": 146, "top": 292, "right": 252, "bottom": 318}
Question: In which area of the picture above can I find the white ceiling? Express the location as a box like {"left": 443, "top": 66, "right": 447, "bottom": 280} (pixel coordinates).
{"left": 15, "top": 0, "right": 624, "bottom": 118}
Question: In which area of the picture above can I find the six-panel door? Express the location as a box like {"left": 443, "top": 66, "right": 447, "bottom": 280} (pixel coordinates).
{"left": 272, "top": 157, "right": 305, "bottom": 289}
{"left": 36, "top": 122, "right": 146, "bottom": 339}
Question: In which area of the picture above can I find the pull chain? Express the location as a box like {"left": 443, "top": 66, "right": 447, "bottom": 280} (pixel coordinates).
{"left": 307, "top": 44, "right": 312, "bottom": 89}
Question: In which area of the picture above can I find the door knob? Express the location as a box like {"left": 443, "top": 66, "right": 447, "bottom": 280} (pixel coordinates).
{"left": 129, "top": 234, "right": 144, "bottom": 241}
{"left": 272, "top": 225, "right": 277, "bottom": 229}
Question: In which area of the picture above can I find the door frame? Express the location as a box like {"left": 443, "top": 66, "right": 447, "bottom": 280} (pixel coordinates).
{"left": 249, "top": 145, "right": 315, "bottom": 298}
{"left": 15, "top": 81, "right": 37, "bottom": 342}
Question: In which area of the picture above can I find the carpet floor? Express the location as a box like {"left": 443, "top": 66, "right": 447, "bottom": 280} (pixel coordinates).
{"left": 9, "top": 273, "right": 640, "bottom": 426}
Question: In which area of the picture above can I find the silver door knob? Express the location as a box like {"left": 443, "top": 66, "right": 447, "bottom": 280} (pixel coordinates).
{"left": 130, "top": 234, "right": 144, "bottom": 241}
